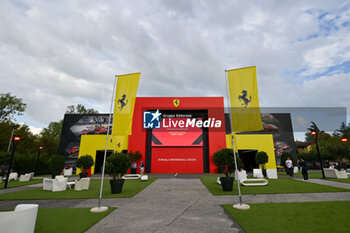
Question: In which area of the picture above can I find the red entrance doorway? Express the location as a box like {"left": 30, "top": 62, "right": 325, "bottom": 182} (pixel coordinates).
{"left": 150, "top": 114, "right": 205, "bottom": 173}
{"left": 127, "top": 97, "right": 226, "bottom": 174}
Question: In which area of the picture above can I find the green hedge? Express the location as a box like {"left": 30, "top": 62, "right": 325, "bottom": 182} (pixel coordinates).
{"left": 1, "top": 151, "right": 50, "bottom": 175}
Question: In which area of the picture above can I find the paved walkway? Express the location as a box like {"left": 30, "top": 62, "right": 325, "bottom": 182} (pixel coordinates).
{"left": 305, "top": 178, "right": 350, "bottom": 189}
{"left": 1, "top": 176, "right": 350, "bottom": 233}
{"left": 0, "top": 183, "right": 43, "bottom": 194}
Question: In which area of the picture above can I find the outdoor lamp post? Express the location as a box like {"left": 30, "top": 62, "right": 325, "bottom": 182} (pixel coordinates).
{"left": 34, "top": 146, "right": 44, "bottom": 175}
{"left": 341, "top": 137, "right": 348, "bottom": 158}
{"left": 7, "top": 125, "right": 19, "bottom": 153}
{"left": 311, "top": 130, "right": 325, "bottom": 179}
{"left": 4, "top": 135, "right": 21, "bottom": 188}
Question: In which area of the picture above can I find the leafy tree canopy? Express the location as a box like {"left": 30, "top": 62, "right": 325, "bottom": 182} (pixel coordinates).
{"left": 0, "top": 93, "right": 26, "bottom": 122}
{"left": 66, "top": 104, "right": 98, "bottom": 114}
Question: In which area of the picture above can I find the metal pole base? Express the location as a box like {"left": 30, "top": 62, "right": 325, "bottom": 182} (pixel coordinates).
{"left": 90, "top": 206, "right": 108, "bottom": 213}
{"left": 233, "top": 203, "right": 250, "bottom": 210}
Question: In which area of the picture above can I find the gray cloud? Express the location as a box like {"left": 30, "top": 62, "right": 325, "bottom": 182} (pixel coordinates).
{"left": 0, "top": 0, "right": 349, "bottom": 132}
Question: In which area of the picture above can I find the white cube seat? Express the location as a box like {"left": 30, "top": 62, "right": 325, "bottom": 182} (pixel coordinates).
{"left": 75, "top": 178, "right": 90, "bottom": 191}
{"left": 253, "top": 169, "right": 264, "bottom": 178}
{"left": 266, "top": 169, "right": 278, "bottom": 179}
{"left": 141, "top": 175, "right": 148, "bottom": 181}
{"left": 0, "top": 204, "right": 38, "bottom": 233}
{"left": 43, "top": 176, "right": 68, "bottom": 192}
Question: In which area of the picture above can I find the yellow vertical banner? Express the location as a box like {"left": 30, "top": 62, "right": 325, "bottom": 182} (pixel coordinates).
{"left": 227, "top": 66, "right": 263, "bottom": 133}
{"left": 112, "top": 135, "right": 128, "bottom": 152}
{"left": 112, "top": 72, "right": 140, "bottom": 136}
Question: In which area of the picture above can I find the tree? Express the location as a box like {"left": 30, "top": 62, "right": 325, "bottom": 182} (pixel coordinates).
{"left": 66, "top": 104, "right": 98, "bottom": 114}
{"left": 213, "top": 148, "right": 241, "bottom": 177}
{"left": 76, "top": 155, "right": 94, "bottom": 172}
{"left": 39, "top": 120, "right": 63, "bottom": 158}
{"left": 15, "top": 124, "right": 39, "bottom": 155}
{"left": 106, "top": 152, "right": 132, "bottom": 180}
{"left": 255, "top": 151, "right": 269, "bottom": 168}
{"left": 48, "top": 155, "right": 65, "bottom": 177}
{"left": 0, "top": 93, "right": 26, "bottom": 122}
{"left": 37, "top": 104, "right": 98, "bottom": 157}
{"left": 0, "top": 121, "right": 16, "bottom": 152}
{"left": 0, "top": 121, "right": 40, "bottom": 154}
{"left": 334, "top": 122, "right": 350, "bottom": 138}
{"left": 128, "top": 151, "right": 142, "bottom": 163}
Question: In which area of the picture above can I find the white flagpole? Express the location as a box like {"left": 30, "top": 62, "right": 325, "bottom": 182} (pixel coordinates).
{"left": 91, "top": 74, "right": 117, "bottom": 213}
{"left": 224, "top": 70, "right": 250, "bottom": 210}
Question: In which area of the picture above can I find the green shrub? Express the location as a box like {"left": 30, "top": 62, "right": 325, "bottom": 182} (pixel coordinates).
{"left": 255, "top": 151, "right": 269, "bottom": 168}
{"left": 128, "top": 151, "right": 142, "bottom": 163}
{"left": 213, "top": 148, "right": 241, "bottom": 177}
{"left": 36, "top": 155, "right": 50, "bottom": 175}
{"left": 297, "top": 150, "right": 335, "bottom": 162}
{"left": 48, "top": 155, "right": 65, "bottom": 174}
{"left": 0, "top": 151, "right": 11, "bottom": 165}
{"left": 76, "top": 155, "right": 94, "bottom": 172}
{"left": 105, "top": 152, "right": 131, "bottom": 180}
{"left": 12, "top": 153, "right": 36, "bottom": 175}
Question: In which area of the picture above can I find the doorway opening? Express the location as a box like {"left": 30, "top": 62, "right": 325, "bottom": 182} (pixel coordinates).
{"left": 94, "top": 150, "right": 113, "bottom": 173}
{"left": 145, "top": 109, "right": 209, "bottom": 173}
{"left": 238, "top": 150, "right": 258, "bottom": 172}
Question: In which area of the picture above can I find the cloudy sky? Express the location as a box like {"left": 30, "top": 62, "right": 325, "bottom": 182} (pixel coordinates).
{"left": 1, "top": 0, "right": 350, "bottom": 137}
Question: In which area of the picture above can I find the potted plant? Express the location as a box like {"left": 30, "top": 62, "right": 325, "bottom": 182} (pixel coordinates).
{"left": 213, "top": 148, "right": 241, "bottom": 191}
{"left": 105, "top": 152, "right": 132, "bottom": 194}
{"left": 255, "top": 151, "right": 269, "bottom": 177}
{"left": 76, "top": 154, "right": 94, "bottom": 178}
{"left": 48, "top": 155, "right": 65, "bottom": 178}
{"left": 128, "top": 151, "right": 142, "bottom": 174}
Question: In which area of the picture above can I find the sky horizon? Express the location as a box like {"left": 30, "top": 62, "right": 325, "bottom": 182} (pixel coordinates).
{"left": 1, "top": 0, "right": 349, "bottom": 140}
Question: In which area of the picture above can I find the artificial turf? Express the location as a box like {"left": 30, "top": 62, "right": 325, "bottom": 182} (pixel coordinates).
{"left": 277, "top": 170, "right": 324, "bottom": 179}
{"left": 278, "top": 171, "right": 350, "bottom": 183}
{"left": 0, "top": 179, "right": 43, "bottom": 190}
{"left": 224, "top": 201, "right": 350, "bottom": 233}
{"left": 200, "top": 176, "right": 349, "bottom": 195}
{"left": 0, "top": 178, "right": 156, "bottom": 200}
{"left": 35, "top": 207, "right": 115, "bottom": 233}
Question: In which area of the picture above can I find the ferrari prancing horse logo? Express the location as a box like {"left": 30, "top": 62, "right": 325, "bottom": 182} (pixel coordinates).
{"left": 173, "top": 99, "right": 180, "bottom": 107}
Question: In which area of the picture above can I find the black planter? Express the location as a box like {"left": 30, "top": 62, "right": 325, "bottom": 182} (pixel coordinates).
{"left": 262, "top": 169, "right": 267, "bottom": 177}
{"left": 220, "top": 177, "right": 234, "bottom": 191}
{"left": 110, "top": 179, "right": 125, "bottom": 194}
{"left": 79, "top": 172, "right": 88, "bottom": 179}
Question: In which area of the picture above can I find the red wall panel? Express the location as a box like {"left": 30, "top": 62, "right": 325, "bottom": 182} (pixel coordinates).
{"left": 151, "top": 147, "right": 203, "bottom": 173}
{"left": 128, "top": 97, "right": 226, "bottom": 173}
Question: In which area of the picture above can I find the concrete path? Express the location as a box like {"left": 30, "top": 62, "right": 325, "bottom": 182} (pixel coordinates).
{"left": 87, "top": 178, "right": 243, "bottom": 233}
{"left": 0, "top": 183, "right": 42, "bottom": 194}
{"left": 305, "top": 178, "right": 350, "bottom": 189}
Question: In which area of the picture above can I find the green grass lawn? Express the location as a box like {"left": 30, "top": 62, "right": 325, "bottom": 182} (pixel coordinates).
{"left": 278, "top": 171, "right": 350, "bottom": 183}
{"left": 0, "top": 178, "right": 156, "bottom": 200}
{"left": 278, "top": 170, "right": 324, "bottom": 179}
{"left": 224, "top": 201, "right": 350, "bottom": 233}
{"left": 0, "top": 179, "right": 43, "bottom": 190}
{"left": 36, "top": 208, "right": 115, "bottom": 233}
{"left": 200, "top": 177, "right": 349, "bottom": 195}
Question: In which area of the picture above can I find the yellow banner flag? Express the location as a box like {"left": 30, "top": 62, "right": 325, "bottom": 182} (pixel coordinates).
{"left": 227, "top": 66, "right": 263, "bottom": 133}
{"left": 112, "top": 72, "right": 140, "bottom": 135}
{"left": 112, "top": 135, "right": 128, "bottom": 152}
